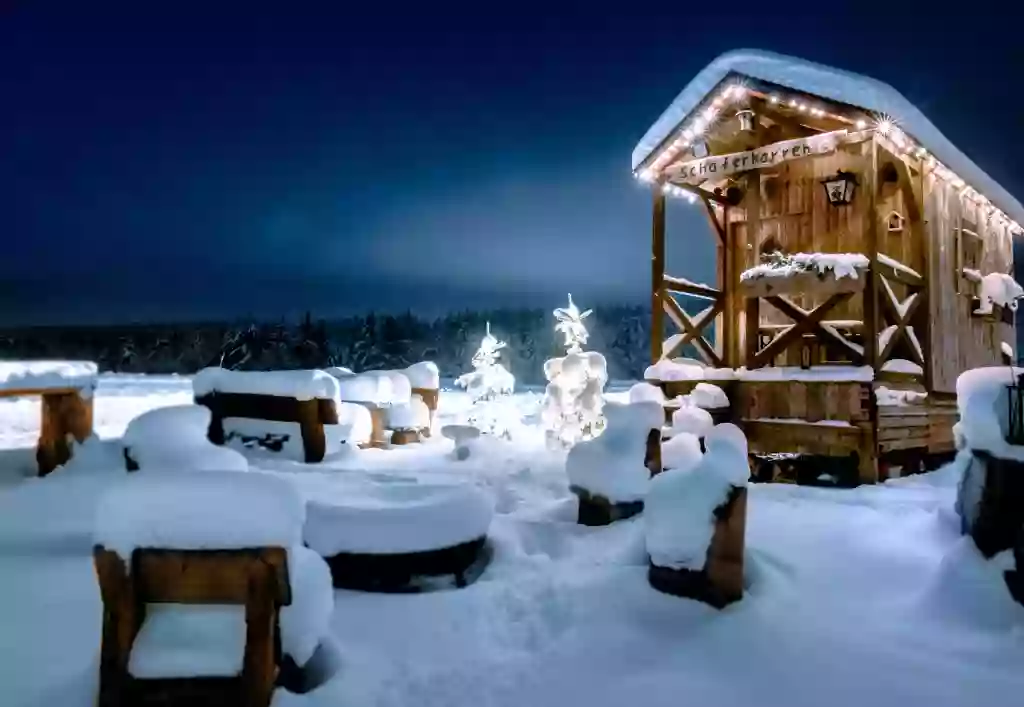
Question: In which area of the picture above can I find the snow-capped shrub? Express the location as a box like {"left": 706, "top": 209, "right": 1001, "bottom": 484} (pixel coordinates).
{"left": 455, "top": 322, "right": 517, "bottom": 437}
{"left": 689, "top": 382, "right": 729, "bottom": 409}
{"left": 670, "top": 404, "right": 714, "bottom": 438}
{"left": 629, "top": 382, "right": 665, "bottom": 405}
{"left": 565, "top": 401, "right": 662, "bottom": 503}
{"left": 542, "top": 295, "right": 608, "bottom": 449}
{"left": 645, "top": 423, "right": 748, "bottom": 571}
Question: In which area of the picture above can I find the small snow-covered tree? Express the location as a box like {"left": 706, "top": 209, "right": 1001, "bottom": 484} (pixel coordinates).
{"left": 542, "top": 294, "right": 608, "bottom": 449}
{"left": 455, "top": 322, "right": 516, "bottom": 437}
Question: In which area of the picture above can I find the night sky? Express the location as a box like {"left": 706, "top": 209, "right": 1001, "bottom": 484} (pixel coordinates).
{"left": 1, "top": 3, "right": 1021, "bottom": 325}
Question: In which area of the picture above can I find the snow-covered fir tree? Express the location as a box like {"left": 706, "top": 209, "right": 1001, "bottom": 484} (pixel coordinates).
{"left": 455, "top": 322, "right": 517, "bottom": 437}
{"left": 541, "top": 294, "right": 608, "bottom": 449}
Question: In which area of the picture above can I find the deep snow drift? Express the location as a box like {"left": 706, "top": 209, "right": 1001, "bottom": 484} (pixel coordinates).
{"left": 1, "top": 374, "right": 1023, "bottom": 707}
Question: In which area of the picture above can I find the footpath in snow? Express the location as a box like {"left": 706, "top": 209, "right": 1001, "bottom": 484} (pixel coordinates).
{"left": 0, "top": 375, "right": 1023, "bottom": 707}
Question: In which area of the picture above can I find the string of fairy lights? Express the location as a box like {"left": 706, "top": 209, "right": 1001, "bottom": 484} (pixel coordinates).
{"left": 635, "top": 82, "right": 1023, "bottom": 235}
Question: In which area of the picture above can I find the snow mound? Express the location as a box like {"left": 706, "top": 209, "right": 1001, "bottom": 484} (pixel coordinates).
{"left": 645, "top": 358, "right": 736, "bottom": 382}
{"left": 670, "top": 405, "right": 714, "bottom": 438}
{"left": 628, "top": 382, "right": 665, "bottom": 405}
{"left": 876, "top": 386, "right": 927, "bottom": 407}
{"left": 193, "top": 368, "right": 340, "bottom": 402}
{"left": 0, "top": 360, "right": 98, "bottom": 394}
{"left": 918, "top": 537, "right": 1024, "bottom": 630}
{"left": 741, "top": 253, "right": 869, "bottom": 282}
{"left": 974, "top": 273, "right": 1024, "bottom": 315}
{"left": 280, "top": 545, "right": 335, "bottom": 667}
{"left": 565, "top": 401, "right": 663, "bottom": 502}
{"left": 404, "top": 361, "right": 440, "bottom": 390}
{"left": 387, "top": 397, "right": 431, "bottom": 431}
{"left": 955, "top": 366, "right": 1024, "bottom": 460}
{"left": 688, "top": 382, "right": 729, "bottom": 409}
{"left": 738, "top": 365, "right": 874, "bottom": 382}
{"left": 882, "top": 359, "right": 924, "bottom": 375}
{"left": 123, "top": 405, "right": 249, "bottom": 473}
{"left": 334, "top": 370, "right": 411, "bottom": 405}
{"left": 661, "top": 432, "right": 703, "bottom": 471}
{"left": 94, "top": 471, "right": 305, "bottom": 560}
{"left": 304, "top": 481, "right": 493, "bottom": 556}
{"left": 129, "top": 604, "right": 245, "bottom": 679}
{"left": 645, "top": 423, "right": 748, "bottom": 570}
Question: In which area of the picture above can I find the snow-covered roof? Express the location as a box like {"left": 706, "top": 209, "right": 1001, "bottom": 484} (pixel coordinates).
{"left": 633, "top": 49, "right": 1024, "bottom": 230}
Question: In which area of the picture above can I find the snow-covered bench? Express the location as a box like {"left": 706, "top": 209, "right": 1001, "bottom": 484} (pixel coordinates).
{"left": 328, "top": 363, "right": 439, "bottom": 447}
{"left": 304, "top": 480, "right": 493, "bottom": 591}
{"left": 93, "top": 472, "right": 332, "bottom": 707}
{"left": 122, "top": 405, "right": 249, "bottom": 472}
{"left": 0, "top": 361, "right": 98, "bottom": 476}
{"left": 193, "top": 368, "right": 369, "bottom": 462}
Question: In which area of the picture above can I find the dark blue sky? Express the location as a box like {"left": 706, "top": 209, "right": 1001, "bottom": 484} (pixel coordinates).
{"left": 1, "top": 3, "right": 1021, "bottom": 325}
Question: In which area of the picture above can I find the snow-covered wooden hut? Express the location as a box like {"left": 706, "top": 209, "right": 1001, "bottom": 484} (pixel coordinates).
{"left": 635, "top": 50, "right": 1024, "bottom": 484}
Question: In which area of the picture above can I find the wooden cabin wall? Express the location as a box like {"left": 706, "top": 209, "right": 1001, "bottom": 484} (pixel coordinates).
{"left": 924, "top": 173, "right": 1014, "bottom": 393}
{"left": 730, "top": 141, "right": 871, "bottom": 365}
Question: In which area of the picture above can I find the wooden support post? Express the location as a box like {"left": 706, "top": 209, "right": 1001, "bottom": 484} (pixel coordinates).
{"left": 863, "top": 137, "right": 880, "bottom": 483}
{"left": 37, "top": 390, "right": 94, "bottom": 477}
{"left": 651, "top": 190, "right": 666, "bottom": 363}
{"left": 744, "top": 298, "right": 760, "bottom": 367}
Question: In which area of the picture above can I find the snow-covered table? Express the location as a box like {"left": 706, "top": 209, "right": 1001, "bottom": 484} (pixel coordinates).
{"left": 304, "top": 480, "right": 493, "bottom": 591}
{"left": 0, "top": 361, "right": 98, "bottom": 476}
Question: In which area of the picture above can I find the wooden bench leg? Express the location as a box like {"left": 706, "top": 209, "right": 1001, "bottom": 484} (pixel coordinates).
{"left": 243, "top": 567, "right": 278, "bottom": 707}
{"left": 297, "top": 399, "right": 326, "bottom": 463}
{"left": 38, "top": 391, "right": 94, "bottom": 477}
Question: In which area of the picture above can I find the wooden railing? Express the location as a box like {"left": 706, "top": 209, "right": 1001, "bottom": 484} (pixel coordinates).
{"left": 657, "top": 275, "right": 723, "bottom": 366}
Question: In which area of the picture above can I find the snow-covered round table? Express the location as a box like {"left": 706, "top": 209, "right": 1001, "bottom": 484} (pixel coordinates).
{"left": 304, "top": 480, "right": 493, "bottom": 591}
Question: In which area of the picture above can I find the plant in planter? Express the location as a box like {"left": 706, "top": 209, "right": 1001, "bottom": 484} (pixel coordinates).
{"left": 455, "top": 322, "right": 517, "bottom": 438}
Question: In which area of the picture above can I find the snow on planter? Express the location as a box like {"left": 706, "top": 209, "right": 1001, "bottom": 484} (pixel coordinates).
{"left": 646, "top": 423, "right": 749, "bottom": 608}
{"left": 94, "top": 470, "right": 304, "bottom": 560}
{"left": 740, "top": 252, "right": 869, "bottom": 282}
{"left": 122, "top": 404, "right": 249, "bottom": 473}
{"left": 875, "top": 386, "right": 928, "bottom": 407}
{"left": 0, "top": 360, "right": 98, "bottom": 394}
{"left": 279, "top": 545, "right": 334, "bottom": 668}
{"left": 385, "top": 397, "right": 431, "bottom": 432}
{"left": 954, "top": 367, "right": 1024, "bottom": 461}
{"left": 974, "top": 273, "right": 1024, "bottom": 316}
{"left": 737, "top": 365, "right": 874, "bottom": 382}
{"left": 304, "top": 480, "right": 493, "bottom": 590}
{"left": 192, "top": 367, "right": 340, "bottom": 402}
{"left": 661, "top": 432, "right": 703, "bottom": 472}
{"left": 566, "top": 400, "right": 664, "bottom": 520}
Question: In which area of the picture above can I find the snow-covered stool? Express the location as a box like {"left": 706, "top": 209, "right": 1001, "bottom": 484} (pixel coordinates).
{"left": 122, "top": 405, "right": 249, "bottom": 472}
{"left": 92, "top": 471, "right": 320, "bottom": 707}
{"left": 0, "top": 361, "right": 98, "bottom": 476}
{"left": 405, "top": 361, "right": 440, "bottom": 438}
{"left": 329, "top": 368, "right": 412, "bottom": 448}
{"left": 566, "top": 401, "right": 665, "bottom": 526}
{"left": 193, "top": 368, "right": 351, "bottom": 463}
{"left": 646, "top": 424, "right": 749, "bottom": 609}
{"left": 304, "top": 481, "right": 493, "bottom": 591}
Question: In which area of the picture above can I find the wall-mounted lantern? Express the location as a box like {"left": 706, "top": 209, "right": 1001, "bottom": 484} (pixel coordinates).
{"left": 736, "top": 109, "right": 755, "bottom": 132}
{"left": 821, "top": 170, "right": 858, "bottom": 206}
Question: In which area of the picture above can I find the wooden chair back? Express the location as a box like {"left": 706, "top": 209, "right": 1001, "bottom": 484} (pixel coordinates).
{"left": 94, "top": 546, "right": 291, "bottom": 707}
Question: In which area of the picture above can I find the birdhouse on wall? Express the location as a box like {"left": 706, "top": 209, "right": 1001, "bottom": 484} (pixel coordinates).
{"left": 736, "top": 109, "right": 755, "bottom": 132}
{"left": 887, "top": 211, "right": 905, "bottom": 233}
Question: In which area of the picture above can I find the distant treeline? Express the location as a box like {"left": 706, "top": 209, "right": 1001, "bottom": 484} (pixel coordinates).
{"left": 0, "top": 306, "right": 701, "bottom": 385}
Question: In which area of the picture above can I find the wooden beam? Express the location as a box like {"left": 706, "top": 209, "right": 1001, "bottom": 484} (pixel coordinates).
{"left": 864, "top": 138, "right": 880, "bottom": 372}
{"left": 750, "top": 292, "right": 854, "bottom": 368}
{"left": 737, "top": 172, "right": 760, "bottom": 367}
{"left": 873, "top": 256, "right": 923, "bottom": 288}
{"left": 663, "top": 275, "right": 721, "bottom": 300}
{"left": 744, "top": 298, "right": 760, "bottom": 367}
{"left": 663, "top": 300, "right": 722, "bottom": 359}
{"left": 661, "top": 290, "right": 722, "bottom": 367}
{"left": 651, "top": 190, "right": 666, "bottom": 364}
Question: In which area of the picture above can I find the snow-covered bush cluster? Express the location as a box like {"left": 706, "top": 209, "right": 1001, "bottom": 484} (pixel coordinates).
{"left": 646, "top": 423, "right": 749, "bottom": 571}
{"left": 741, "top": 252, "right": 869, "bottom": 282}
{"left": 541, "top": 295, "right": 608, "bottom": 449}
{"left": 954, "top": 366, "right": 1024, "bottom": 461}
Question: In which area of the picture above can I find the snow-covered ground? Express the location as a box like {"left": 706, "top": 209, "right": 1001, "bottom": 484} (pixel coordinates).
{"left": 1, "top": 375, "right": 1023, "bottom": 707}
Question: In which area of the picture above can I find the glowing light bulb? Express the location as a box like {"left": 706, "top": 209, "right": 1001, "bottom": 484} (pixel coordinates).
{"left": 770, "top": 95, "right": 779, "bottom": 104}
{"left": 855, "top": 119, "right": 867, "bottom": 130}
{"left": 875, "top": 119, "right": 893, "bottom": 136}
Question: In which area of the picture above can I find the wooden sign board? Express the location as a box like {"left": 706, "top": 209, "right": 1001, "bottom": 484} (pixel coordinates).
{"left": 668, "top": 130, "right": 848, "bottom": 184}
